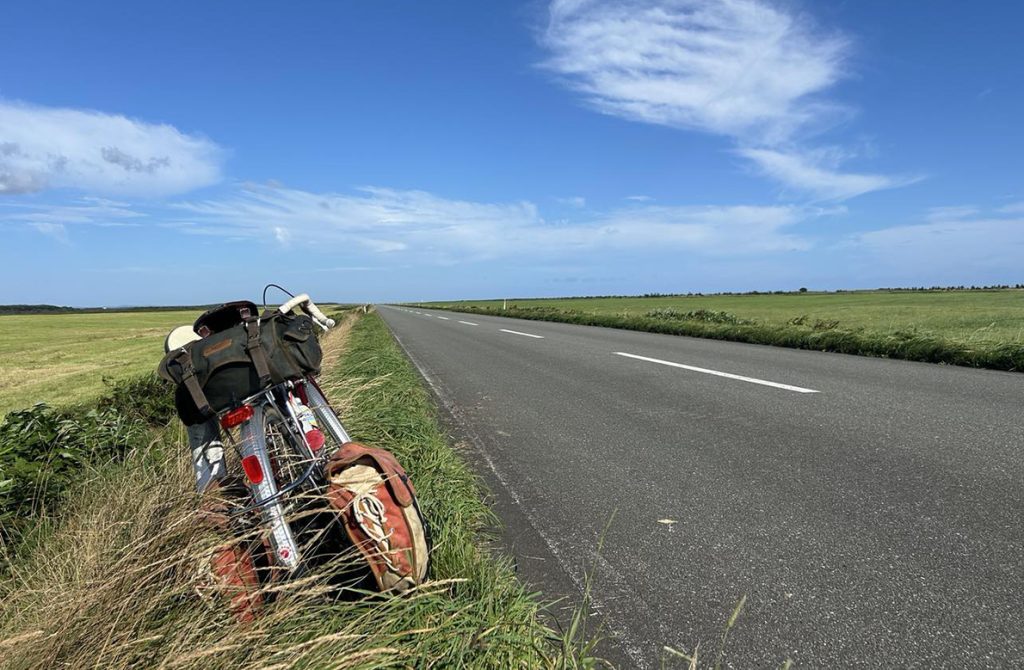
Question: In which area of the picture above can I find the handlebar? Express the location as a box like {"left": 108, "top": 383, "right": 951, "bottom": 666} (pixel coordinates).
{"left": 279, "top": 293, "right": 335, "bottom": 330}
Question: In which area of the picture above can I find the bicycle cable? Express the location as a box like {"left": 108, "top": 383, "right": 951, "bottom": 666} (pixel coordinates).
{"left": 262, "top": 283, "right": 295, "bottom": 311}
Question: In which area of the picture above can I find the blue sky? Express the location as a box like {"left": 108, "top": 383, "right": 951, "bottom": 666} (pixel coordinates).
{"left": 1, "top": 0, "right": 1021, "bottom": 305}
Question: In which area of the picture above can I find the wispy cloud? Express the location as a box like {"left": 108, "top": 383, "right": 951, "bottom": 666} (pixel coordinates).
{"left": 997, "top": 201, "right": 1024, "bottom": 215}
{"left": 30, "top": 221, "right": 69, "bottom": 244}
{"left": 555, "top": 195, "right": 587, "bottom": 207}
{"left": 851, "top": 205, "right": 1024, "bottom": 278}
{"left": 542, "top": 0, "right": 848, "bottom": 141}
{"left": 170, "top": 183, "right": 817, "bottom": 258}
{"left": 540, "top": 0, "right": 914, "bottom": 200}
{"left": 740, "top": 147, "right": 919, "bottom": 201}
{"left": 0, "top": 196, "right": 144, "bottom": 228}
{"left": 0, "top": 100, "right": 223, "bottom": 197}
{"left": 925, "top": 204, "right": 981, "bottom": 222}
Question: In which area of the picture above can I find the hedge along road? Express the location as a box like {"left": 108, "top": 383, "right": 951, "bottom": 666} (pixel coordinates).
{"left": 377, "top": 305, "right": 1024, "bottom": 669}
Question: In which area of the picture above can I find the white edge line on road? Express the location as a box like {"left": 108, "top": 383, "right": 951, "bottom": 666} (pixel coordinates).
{"left": 500, "top": 328, "right": 544, "bottom": 339}
{"left": 458, "top": 320, "right": 479, "bottom": 326}
{"left": 615, "top": 352, "right": 819, "bottom": 394}
{"left": 437, "top": 316, "right": 450, "bottom": 320}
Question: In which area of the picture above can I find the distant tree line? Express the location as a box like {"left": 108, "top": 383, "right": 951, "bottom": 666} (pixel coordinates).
{"left": 488, "top": 284, "right": 1024, "bottom": 302}
{"left": 867, "top": 284, "right": 1024, "bottom": 292}
{"left": 0, "top": 304, "right": 217, "bottom": 316}
{"left": 0, "top": 304, "right": 78, "bottom": 315}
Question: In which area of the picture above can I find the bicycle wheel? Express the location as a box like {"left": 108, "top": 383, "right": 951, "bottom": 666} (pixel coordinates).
{"left": 261, "top": 405, "right": 312, "bottom": 487}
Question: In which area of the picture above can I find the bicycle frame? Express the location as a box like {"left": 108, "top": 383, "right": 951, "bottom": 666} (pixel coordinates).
{"left": 236, "top": 400, "right": 302, "bottom": 571}
{"left": 225, "top": 376, "right": 354, "bottom": 575}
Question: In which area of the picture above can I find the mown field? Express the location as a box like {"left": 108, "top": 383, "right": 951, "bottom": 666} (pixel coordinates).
{"left": 0, "top": 310, "right": 199, "bottom": 416}
{"left": 422, "top": 290, "right": 1024, "bottom": 371}
{"left": 0, "top": 305, "right": 351, "bottom": 416}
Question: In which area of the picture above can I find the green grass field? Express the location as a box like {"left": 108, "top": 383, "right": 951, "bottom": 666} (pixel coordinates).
{"left": 0, "top": 310, "right": 200, "bottom": 416}
{"left": 431, "top": 291, "right": 1024, "bottom": 346}
{"left": 422, "top": 290, "right": 1024, "bottom": 371}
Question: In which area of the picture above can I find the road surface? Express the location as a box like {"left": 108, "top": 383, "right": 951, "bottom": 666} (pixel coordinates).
{"left": 377, "top": 305, "right": 1024, "bottom": 668}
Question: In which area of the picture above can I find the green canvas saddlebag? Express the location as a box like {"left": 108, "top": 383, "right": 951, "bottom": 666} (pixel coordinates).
{"left": 158, "top": 311, "right": 323, "bottom": 425}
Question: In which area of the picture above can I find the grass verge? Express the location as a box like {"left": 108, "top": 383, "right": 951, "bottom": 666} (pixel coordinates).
{"left": 419, "top": 303, "right": 1024, "bottom": 372}
{"left": 0, "top": 310, "right": 599, "bottom": 668}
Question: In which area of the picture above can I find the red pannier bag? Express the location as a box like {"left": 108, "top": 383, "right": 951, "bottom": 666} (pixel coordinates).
{"left": 325, "top": 443, "right": 431, "bottom": 592}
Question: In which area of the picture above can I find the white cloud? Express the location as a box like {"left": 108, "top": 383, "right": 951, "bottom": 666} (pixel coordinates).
{"left": 925, "top": 205, "right": 981, "bottom": 222}
{"left": 556, "top": 195, "right": 587, "bottom": 207}
{"left": 0, "top": 196, "right": 144, "bottom": 228}
{"left": 30, "top": 221, "right": 69, "bottom": 244}
{"left": 625, "top": 195, "right": 653, "bottom": 202}
{"left": 851, "top": 206, "right": 1024, "bottom": 277}
{"left": 740, "top": 147, "right": 919, "bottom": 201}
{"left": 540, "top": 0, "right": 911, "bottom": 200}
{"left": 0, "top": 101, "right": 223, "bottom": 197}
{"left": 273, "top": 226, "right": 291, "bottom": 245}
{"left": 173, "top": 185, "right": 541, "bottom": 256}
{"left": 997, "top": 201, "right": 1024, "bottom": 215}
{"left": 0, "top": 194, "right": 147, "bottom": 243}
{"left": 171, "top": 183, "right": 815, "bottom": 258}
{"left": 543, "top": 0, "right": 848, "bottom": 141}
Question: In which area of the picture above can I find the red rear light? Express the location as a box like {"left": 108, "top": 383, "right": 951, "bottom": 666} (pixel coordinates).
{"left": 305, "top": 428, "right": 325, "bottom": 452}
{"left": 220, "top": 404, "right": 254, "bottom": 429}
{"left": 241, "top": 454, "right": 264, "bottom": 484}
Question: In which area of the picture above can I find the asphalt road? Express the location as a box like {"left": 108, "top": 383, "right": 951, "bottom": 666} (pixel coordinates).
{"left": 377, "top": 305, "right": 1024, "bottom": 668}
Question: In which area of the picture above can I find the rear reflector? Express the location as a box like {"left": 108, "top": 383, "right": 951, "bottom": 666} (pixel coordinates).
{"left": 241, "top": 454, "right": 264, "bottom": 484}
{"left": 220, "top": 404, "right": 254, "bottom": 429}
{"left": 305, "top": 428, "right": 325, "bottom": 452}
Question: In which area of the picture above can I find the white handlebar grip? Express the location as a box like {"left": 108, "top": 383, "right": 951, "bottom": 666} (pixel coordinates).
{"left": 305, "top": 300, "right": 335, "bottom": 329}
{"left": 278, "top": 293, "right": 310, "bottom": 315}
{"left": 278, "top": 293, "right": 333, "bottom": 329}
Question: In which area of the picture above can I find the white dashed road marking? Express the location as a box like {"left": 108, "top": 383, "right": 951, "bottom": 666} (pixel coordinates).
{"left": 615, "top": 352, "right": 819, "bottom": 393}
{"left": 500, "top": 328, "right": 545, "bottom": 339}
{"left": 459, "top": 320, "right": 479, "bottom": 326}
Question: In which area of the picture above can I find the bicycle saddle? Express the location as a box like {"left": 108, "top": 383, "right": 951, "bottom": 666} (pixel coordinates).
{"left": 193, "top": 300, "right": 260, "bottom": 338}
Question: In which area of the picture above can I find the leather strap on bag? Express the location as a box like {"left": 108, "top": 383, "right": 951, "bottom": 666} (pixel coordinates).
{"left": 175, "top": 349, "right": 214, "bottom": 418}
{"left": 243, "top": 317, "right": 272, "bottom": 386}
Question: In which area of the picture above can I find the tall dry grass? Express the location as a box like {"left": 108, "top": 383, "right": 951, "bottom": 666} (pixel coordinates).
{"left": 0, "top": 311, "right": 600, "bottom": 669}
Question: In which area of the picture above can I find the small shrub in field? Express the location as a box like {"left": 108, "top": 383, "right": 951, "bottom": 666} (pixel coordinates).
{"left": 0, "top": 404, "right": 146, "bottom": 539}
{"left": 644, "top": 308, "right": 748, "bottom": 324}
{"left": 0, "top": 374, "right": 173, "bottom": 548}
{"left": 97, "top": 373, "right": 176, "bottom": 426}
{"left": 644, "top": 308, "right": 685, "bottom": 320}
{"left": 812, "top": 319, "right": 840, "bottom": 331}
